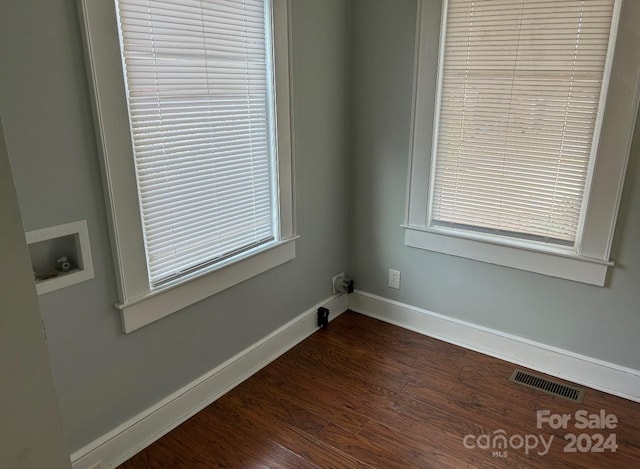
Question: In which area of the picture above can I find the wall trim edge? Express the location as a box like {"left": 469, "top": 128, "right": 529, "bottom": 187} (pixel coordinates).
{"left": 70, "top": 293, "right": 348, "bottom": 469}
{"left": 350, "top": 290, "right": 640, "bottom": 404}
{"left": 70, "top": 288, "right": 640, "bottom": 468}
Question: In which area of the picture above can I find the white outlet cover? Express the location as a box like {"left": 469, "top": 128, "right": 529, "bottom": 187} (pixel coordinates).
{"left": 389, "top": 269, "right": 400, "bottom": 289}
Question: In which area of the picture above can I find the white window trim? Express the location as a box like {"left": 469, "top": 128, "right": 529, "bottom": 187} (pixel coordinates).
{"left": 405, "top": 0, "right": 640, "bottom": 286}
{"left": 78, "top": 0, "right": 296, "bottom": 332}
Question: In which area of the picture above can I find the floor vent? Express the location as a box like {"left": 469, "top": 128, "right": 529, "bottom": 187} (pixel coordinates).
{"left": 509, "top": 369, "right": 585, "bottom": 403}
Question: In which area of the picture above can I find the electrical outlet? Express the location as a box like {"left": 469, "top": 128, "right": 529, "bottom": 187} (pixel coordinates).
{"left": 388, "top": 269, "right": 400, "bottom": 289}
{"left": 332, "top": 272, "right": 345, "bottom": 294}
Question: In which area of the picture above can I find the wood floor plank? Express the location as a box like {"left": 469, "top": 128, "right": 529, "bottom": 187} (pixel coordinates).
{"left": 119, "top": 311, "right": 640, "bottom": 468}
{"left": 284, "top": 333, "right": 413, "bottom": 393}
{"left": 249, "top": 369, "right": 371, "bottom": 435}
{"left": 212, "top": 392, "right": 374, "bottom": 469}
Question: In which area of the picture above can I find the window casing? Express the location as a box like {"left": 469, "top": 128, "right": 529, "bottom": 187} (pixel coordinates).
{"left": 79, "top": 0, "right": 296, "bottom": 332}
{"left": 405, "top": 0, "right": 640, "bottom": 286}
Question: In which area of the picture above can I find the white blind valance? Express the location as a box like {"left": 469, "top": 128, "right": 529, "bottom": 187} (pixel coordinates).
{"left": 431, "top": 0, "right": 615, "bottom": 245}
{"left": 116, "top": 0, "right": 275, "bottom": 286}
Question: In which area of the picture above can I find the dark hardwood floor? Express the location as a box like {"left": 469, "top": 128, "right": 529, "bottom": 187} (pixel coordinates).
{"left": 119, "top": 311, "right": 640, "bottom": 468}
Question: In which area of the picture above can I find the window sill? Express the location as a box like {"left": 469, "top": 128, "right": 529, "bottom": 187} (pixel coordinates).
{"left": 116, "top": 238, "right": 297, "bottom": 333}
{"left": 403, "top": 226, "right": 612, "bottom": 286}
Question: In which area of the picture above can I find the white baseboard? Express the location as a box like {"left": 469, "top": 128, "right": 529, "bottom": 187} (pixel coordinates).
{"left": 70, "top": 289, "right": 640, "bottom": 468}
{"left": 350, "top": 290, "right": 640, "bottom": 404}
{"left": 70, "top": 293, "right": 348, "bottom": 469}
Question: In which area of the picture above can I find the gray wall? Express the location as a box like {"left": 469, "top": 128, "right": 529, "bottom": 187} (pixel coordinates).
{"left": 0, "top": 121, "right": 71, "bottom": 469}
{"left": 349, "top": 0, "right": 640, "bottom": 370}
{"left": 0, "top": 0, "right": 351, "bottom": 452}
{"left": 2, "top": 0, "right": 639, "bottom": 458}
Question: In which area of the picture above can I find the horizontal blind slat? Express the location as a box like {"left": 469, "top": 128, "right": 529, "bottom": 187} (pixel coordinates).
{"left": 117, "top": 0, "right": 275, "bottom": 286}
{"left": 431, "top": 0, "right": 614, "bottom": 244}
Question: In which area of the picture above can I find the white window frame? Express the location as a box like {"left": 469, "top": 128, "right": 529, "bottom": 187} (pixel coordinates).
{"left": 405, "top": 0, "right": 640, "bottom": 286}
{"left": 78, "top": 0, "right": 296, "bottom": 332}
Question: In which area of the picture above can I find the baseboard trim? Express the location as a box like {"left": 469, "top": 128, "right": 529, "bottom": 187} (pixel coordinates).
{"left": 350, "top": 290, "right": 640, "bottom": 404}
{"left": 70, "top": 293, "right": 348, "bottom": 469}
{"left": 70, "top": 289, "right": 640, "bottom": 467}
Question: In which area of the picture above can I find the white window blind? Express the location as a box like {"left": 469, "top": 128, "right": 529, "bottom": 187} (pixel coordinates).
{"left": 115, "top": 0, "right": 276, "bottom": 287}
{"left": 431, "top": 0, "right": 615, "bottom": 245}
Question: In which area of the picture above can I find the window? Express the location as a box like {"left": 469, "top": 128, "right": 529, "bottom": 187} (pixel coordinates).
{"left": 80, "top": 0, "right": 295, "bottom": 332}
{"left": 405, "top": 0, "right": 640, "bottom": 286}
